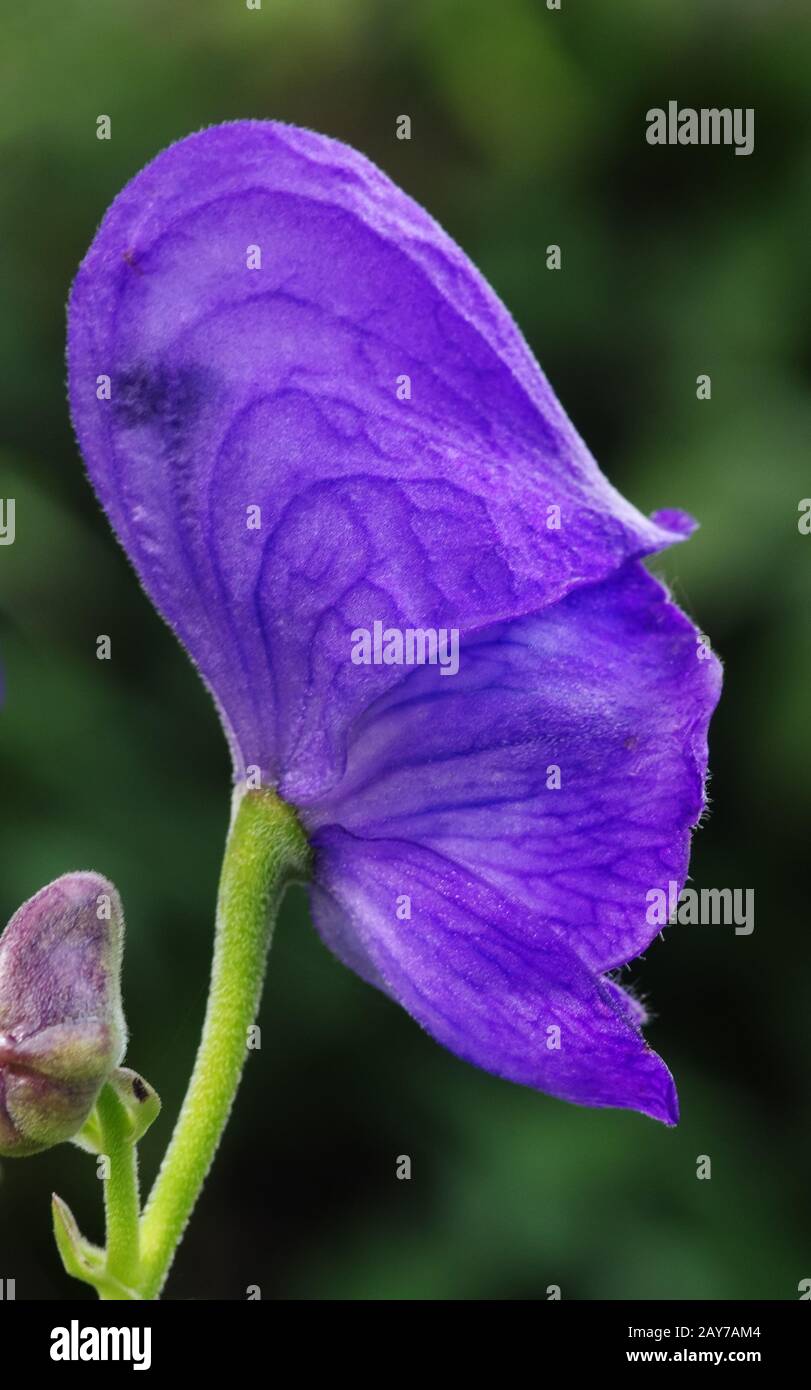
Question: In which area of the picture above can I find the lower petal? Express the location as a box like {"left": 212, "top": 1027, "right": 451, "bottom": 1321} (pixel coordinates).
{"left": 310, "top": 827, "right": 679, "bottom": 1124}
{"left": 307, "top": 562, "right": 722, "bottom": 974}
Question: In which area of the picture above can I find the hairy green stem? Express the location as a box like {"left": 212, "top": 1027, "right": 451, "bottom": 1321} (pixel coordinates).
{"left": 137, "top": 786, "right": 311, "bottom": 1299}
{"left": 96, "top": 1082, "right": 140, "bottom": 1295}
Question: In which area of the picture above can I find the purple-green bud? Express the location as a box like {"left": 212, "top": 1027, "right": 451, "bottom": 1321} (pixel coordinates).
{"left": 0, "top": 873, "right": 126, "bottom": 1157}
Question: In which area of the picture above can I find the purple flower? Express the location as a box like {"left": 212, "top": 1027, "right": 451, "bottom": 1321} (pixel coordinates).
{"left": 0, "top": 874, "right": 126, "bottom": 1156}
{"left": 68, "top": 122, "right": 721, "bottom": 1124}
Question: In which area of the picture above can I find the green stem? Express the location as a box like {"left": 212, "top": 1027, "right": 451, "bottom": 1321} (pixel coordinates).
{"left": 96, "top": 1082, "right": 140, "bottom": 1294}
{"left": 137, "top": 786, "right": 311, "bottom": 1299}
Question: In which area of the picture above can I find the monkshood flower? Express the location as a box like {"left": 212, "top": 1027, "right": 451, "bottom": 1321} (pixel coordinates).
{"left": 0, "top": 874, "right": 125, "bottom": 1156}
{"left": 65, "top": 119, "right": 721, "bottom": 1294}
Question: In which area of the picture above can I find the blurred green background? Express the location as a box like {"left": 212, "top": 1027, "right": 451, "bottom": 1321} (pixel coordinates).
{"left": 1, "top": 0, "right": 809, "bottom": 1300}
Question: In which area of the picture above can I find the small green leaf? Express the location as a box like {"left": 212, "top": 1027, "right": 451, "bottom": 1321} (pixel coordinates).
{"left": 51, "top": 1193, "right": 139, "bottom": 1300}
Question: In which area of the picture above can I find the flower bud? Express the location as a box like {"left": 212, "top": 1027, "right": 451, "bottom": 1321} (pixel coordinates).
{"left": 0, "top": 873, "right": 126, "bottom": 1157}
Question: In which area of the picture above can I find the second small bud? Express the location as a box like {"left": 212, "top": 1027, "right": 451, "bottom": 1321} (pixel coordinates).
{"left": 0, "top": 873, "right": 126, "bottom": 1157}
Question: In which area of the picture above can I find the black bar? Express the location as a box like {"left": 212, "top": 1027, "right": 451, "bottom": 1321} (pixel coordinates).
{"left": 0, "top": 1298, "right": 806, "bottom": 1374}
